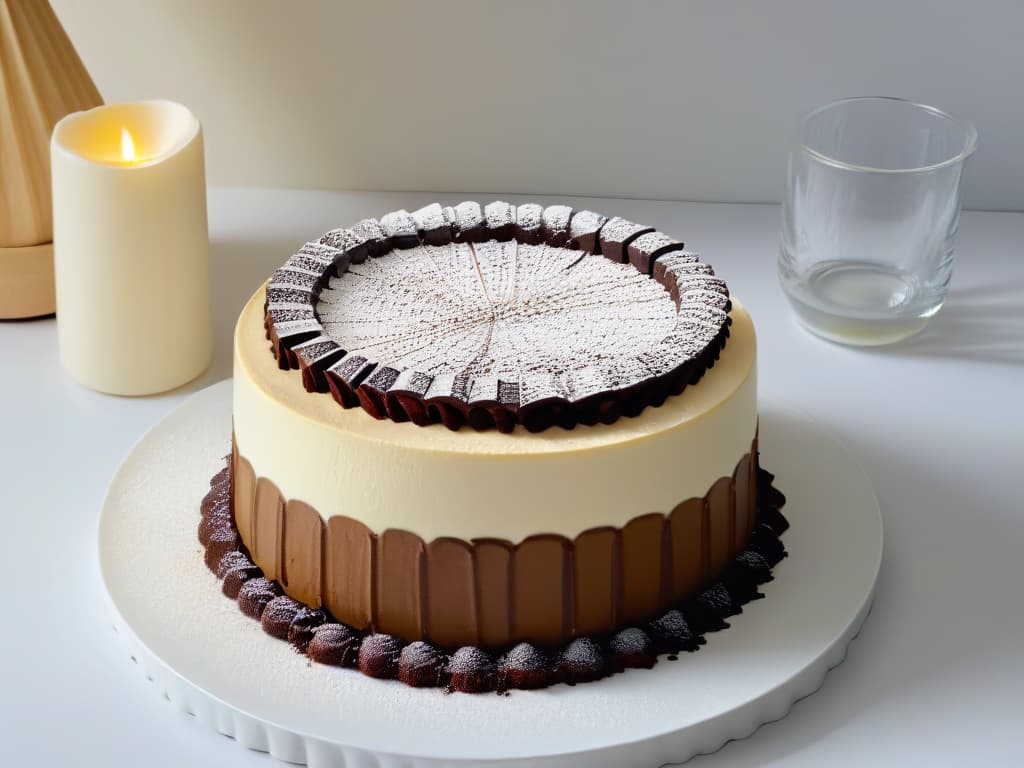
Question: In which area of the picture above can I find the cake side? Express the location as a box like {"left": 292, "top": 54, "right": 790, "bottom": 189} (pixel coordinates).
{"left": 231, "top": 437, "right": 757, "bottom": 648}
{"left": 199, "top": 459, "right": 789, "bottom": 693}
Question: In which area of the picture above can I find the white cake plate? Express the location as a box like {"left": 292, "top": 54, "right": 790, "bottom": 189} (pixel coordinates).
{"left": 98, "top": 380, "right": 882, "bottom": 767}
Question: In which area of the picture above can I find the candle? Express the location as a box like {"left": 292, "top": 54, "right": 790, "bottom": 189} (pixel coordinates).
{"left": 51, "top": 100, "right": 212, "bottom": 395}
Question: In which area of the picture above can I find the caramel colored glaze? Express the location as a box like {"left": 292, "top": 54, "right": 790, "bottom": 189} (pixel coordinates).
{"left": 252, "top": 477, "right": 284, "bottom": 582}
{"left": 231, "top": 444, "right": 255, "bottom": 548}
{"left": 473, "top": 540, "right": 514, "bottom": 648}
{"left": 572, "top": 528, "right": 619, "bottom": 636}
{"left": 375, "top": 529, "right": 426, "bottom": 640}
{"left": 232, "top": 437, "right": 758, "bottom": 651}
{"left": 708, "top": 476, "right": 735, "bottom": 577}
{"left": 619, "top": 514, "right": 667, "bottom": 625}
{"left": 281, "top": 500, "right": 323, "bottom": 608}
{"left": 426, "top": 539, "right": 479, "bottom": 648}
{"left": 324, "top": 515, "right": 374, "bottom": 630}
{"left": 670, "top": 498, "right": 704, "bottom": 598}
{"left": 514, "top": 537, "right": 572, "bottom": 647}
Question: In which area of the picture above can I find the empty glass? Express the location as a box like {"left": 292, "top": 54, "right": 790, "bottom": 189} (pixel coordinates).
{"left": 779, "top": 97, "right": 977, "bottom": 345}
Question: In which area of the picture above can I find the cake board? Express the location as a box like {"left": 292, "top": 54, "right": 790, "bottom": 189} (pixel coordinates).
{"left": 98, "top": 379, "right": 883, "bottom": 767}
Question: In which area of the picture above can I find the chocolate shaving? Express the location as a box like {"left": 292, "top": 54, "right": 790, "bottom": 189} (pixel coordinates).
{"left": 380, "top": 210, "right": 420, "bottom": 250}
{"left": 411, "top": 203, "right": 452, "bottom": 246}
{"left": 600, "top": 216, "right": 655, "bottom": 263}
{"left": 513, "top": 203, "right": 544, "bottom": 244}
{"left": 567, "top": 209, "right": 609, "bottom": 254}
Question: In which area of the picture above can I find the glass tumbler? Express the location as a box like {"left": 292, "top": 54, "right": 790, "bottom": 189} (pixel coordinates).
{"left": 779, "top": 97, "right": 977, "bottom": 345}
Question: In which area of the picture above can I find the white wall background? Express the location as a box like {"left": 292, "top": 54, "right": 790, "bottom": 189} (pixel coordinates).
{"left": 52, "top": 0, "right": 1023, "bottom": 211}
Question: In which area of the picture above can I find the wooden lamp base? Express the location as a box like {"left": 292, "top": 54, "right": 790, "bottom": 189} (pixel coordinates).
{"left": 0, "top": 242, "right": 56, "bottom": 319}
{"left": 1, "top": 0, "right": 103, "bottom": 320}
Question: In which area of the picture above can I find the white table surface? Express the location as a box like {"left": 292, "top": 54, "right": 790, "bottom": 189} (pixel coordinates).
{"left": 2, "top": 189, "right": 1021, "bottom": 766}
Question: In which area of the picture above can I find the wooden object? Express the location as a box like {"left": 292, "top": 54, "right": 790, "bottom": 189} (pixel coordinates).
{"left": 0, "top": 0, "right": 102, "bottom": 318}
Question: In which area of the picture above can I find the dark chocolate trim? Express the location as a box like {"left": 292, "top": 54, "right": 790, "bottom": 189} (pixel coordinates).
{"left": 199, "top": 456, "right": 788, "bottom": 695}
{"left": 265, "top": 202, "right": 732, "bottom": 433}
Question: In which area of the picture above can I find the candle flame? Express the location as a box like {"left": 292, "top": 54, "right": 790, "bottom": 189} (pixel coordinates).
{"left": 121, "top": 127, "right": 137, "bottom": 163}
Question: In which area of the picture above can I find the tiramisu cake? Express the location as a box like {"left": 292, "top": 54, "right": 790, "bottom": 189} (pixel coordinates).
{"left": 199, "top": 202, "right": 788, "bottom": 693}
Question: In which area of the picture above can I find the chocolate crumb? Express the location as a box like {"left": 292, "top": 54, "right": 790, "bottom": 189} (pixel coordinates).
{"left": 237, "top": 577, "right": 280, "bottom": 620}
{"left": 647, "top": 609, "right": 705, "bottom": 654}
{"left": 307, "top": 624, "right": 360, "bottom": 667}
{"left": 500, "top": 643, "right": 555, "bottom": 690}
{"left": 399, "top": 641, "right": 447, "bottom": 688}
{"left": 610, "top": 627, "right": 657, "bottom": 670}
{"left": 261, "top": 595, "right": 302, "bottom": 639}
{"left": 359, "top": 634, "right": 401, "bottom": 679}
{"left": 448, "top": 647, "right": 496, "bottom": 693}
{"left": 560, "top": 637, "right": 607, "bottom": 684}
{"left": 288, "top": 607, "right": 328, "bottom": 653}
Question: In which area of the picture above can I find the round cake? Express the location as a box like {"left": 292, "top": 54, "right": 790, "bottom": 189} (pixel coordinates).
{"left": 205, "top": 201, "right": 787, "bottom": 692}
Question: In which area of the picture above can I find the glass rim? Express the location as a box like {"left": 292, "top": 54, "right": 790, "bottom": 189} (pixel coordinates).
{"left": 799, "top": 96, "right": 978, "bottom": 174}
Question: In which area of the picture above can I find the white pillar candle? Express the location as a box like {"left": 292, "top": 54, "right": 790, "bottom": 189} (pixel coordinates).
{"left": 51, "top": 100, "right": 212, "bottom": 395}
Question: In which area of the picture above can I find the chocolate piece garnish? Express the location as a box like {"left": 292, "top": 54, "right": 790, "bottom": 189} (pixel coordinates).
{"left": 200, "top": 458, "right": 789, "bottom": 693}
{"left": 411, "top": 203, "right": 452, "bottom": 246}
{"left": 307, "top": 624, "right": 360, "bottom": 667}
{"left": 318, "top": 227, "right": 370, "bottom": 265}
{"left": 288, "top": 607, "right": 328, "bottom": 653}
{"left": 261, "top": 595, "right": 302, "bottom": 639}
{"left": 483, "top": 201, "right": 515, "bottom": 241}
{"left": 297, "top": 241, "right": 341, "bottom": 262}
{"left": 325, "top": 353, "right": 376, "bottom": 409}
{"left": 266, "top": 285, "right": 317, "bottom": 307}
{"left": 399, "top": 641, "right": 447, "bottom": 688}
{"left": 441, "top": 205, "right": 457, "bottom": 231}
{"left": 513, "top": 203, "right": 543, "bottom": 244}
{"left": 287, "top": 253, "right": 334, "bottom": 275}
{"left": 380, "top": 210, "right": 420, "bottom": 249}
{"left": 358, "top": 634, "right": 401, "bottom": 678}
{"left": 452, "top": 201, "right": 485, "bottom": 243}
{"left": 292, "top": 335, "right": 345, "bottom": 393}
{"left": 560, "top": 638, "right": 607, "bottom": 684}
{"left": 351, "top": 218, "right": 390, "bottom": 258}
{"left": 237, "top": 577, "right": 281, "bottom": 620}
{"left": 266, "top": 305, "right": 315, "bottom": 325}
{"left": 627, "top": 231, "right": 687, "bottom": 275}
{"left": 540, "top": 204, "right": 573, "bottom": 247}
{"left": 567, "top": 209, "right": 608, "bottom": 254}
{"left": 357, "top": 365, "right": 402, "bottom": 420}
{"left": 448, "top": 647, "right": 496, "bottom": 693}
{"left": 647, "top": 609, "right": 704, "bottom": 654}
{"left": 609, "top": 627, "right": 657, "bottom": 670}
{"left": 500, "top": 643, "right": 555, "bottom": 690}
{"left": 599, "top": 217, "right": 655, "bottom": 262}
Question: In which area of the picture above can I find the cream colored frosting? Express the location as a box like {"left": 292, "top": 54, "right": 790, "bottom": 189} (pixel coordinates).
{"left": 233, "top": 285, "right": 757, "bottom": 541}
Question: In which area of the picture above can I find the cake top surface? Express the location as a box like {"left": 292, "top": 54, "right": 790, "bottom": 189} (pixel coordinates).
{"left": 264, "top": 202, "right": 731, "bottom": 433}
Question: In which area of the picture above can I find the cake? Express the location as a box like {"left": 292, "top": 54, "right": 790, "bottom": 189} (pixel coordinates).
{"left": 199, "top": 201, "right": 788, "bottom": 693}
